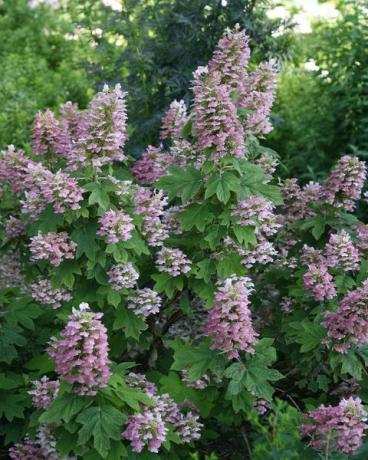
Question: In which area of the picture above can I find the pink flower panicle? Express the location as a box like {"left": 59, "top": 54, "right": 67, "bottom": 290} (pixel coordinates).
{"left": 123, "top": 412, "right": 168, "bottom": 453}
{"left": 325, "top": 230, "right": 360, "bottom": 272}
{"left": 97, "top": 210, "right": 134, "bottom": 244}
{"left": 224, "top": 237, "right": 277, "bottom": 268}
{"left": 175, "top": 411, "right": 202, "bottom": 443}
{"left": 240, "top": 61, "right": 277, "bottom": 137}
{"left": 0, "top": 145, "right": 36, "bottom": 194}
{"left": 256, "top": 153, "right": 279, "bottom": 175}
{"left": 156, "top": 247, "right": 192, "bottom": 277}
{"left": 232, "top": 196, "right": 280, "bottom": 237}
{"left": 160, "top": 99, "right": 188, "bottom": 142}
{"left": 28, "top": 376, "right": 60, "bottom": 409}
{"left": 204, "top": 276, "right": 258, "bottom": 359}
{"left": 5, "top": 216, "right": 27, "bottom": 238}
{"left": 29, "top": 231, "right": 76, "bottom": 266}
{"left": 300, "top": 397, "right": 368, "bottom": 455}
{"left": 142, "top": 216, "right": 169, "bottom": 247}
{"left": 9, "top": 437, "right": 48, "bottom": 460}
{"left": 192, "top": 68, "right": 245, "bottom": 160}
{"left": 36, "top": 426, "right": 59, "bottom": 460}
{"left": 254, "top": 399, "right": 272, "bottom": 416}
{"left": 57, "top": 101, "right": 84, "bottom": 166}
{"left": 152, "top": 394, "right": 202, "bottom": 443}
{"left": 181, "top": 370, "right": 210, "bottom": 390}
{"left": 303, "top": 264, "right": 336, "bottom": 302}
{"left": 301, "top": 244, "right": 326, "bottom": 266}
{"left": 208, "top": 26, "right": 250, "bottom": 90}
{"left": 281, "top": 179, "right": 322, "bottom": 222}
{"left": 126, "top": 372, "right": 157, "bottom": 397}
{"left": 78, "top": 84, "right": 127, "bottom": 168}
{"left": 32, "top": 110, "right": 61, "bottom": 156}
{"left": 123, "top": 373, "right": 202, "bottom": 453}
{"left": 47, "top": 170, "right": 84, "bottom": 213}
{"left": 135, "top": 188, "right": 169, "bottom": 247}
{"left": 47, "top": 302, "right": 111, "bottom": 395}
{"left": 131, "top": 145, "right": 174, "bottom": 185}
{"left": 324, "top": 155, "right": 366, "bottom": 211}
{"left": 135, "top": 188, "right": 168, "bottom": 217}
{"left": 30, "top": 278, "right": 72, "bottom": 308}
{"left": 239, "top": 240, "right": 278, "bottom": 268}
{"left": 20, "top": 163, "right": 83, "bottom": 218}
{"left": 322, "top": 281, "right": 368, "bottom": 353}
{"left": 107, "top": 262, "right": 139, "bottom": 290}
{"left": 127, "top": 288, "right": 162, "bottom": 318}
{"left": 9, "top": 427, "right": 59, "bottom": 460}
{"left": 356, "top": 224, "right": 368, "bottom": 252}
{"left": 20, "top": 163, "right": 52, "bottom": 217}
{"left": 280, "top": 297, "right": 294, "bottom": 314}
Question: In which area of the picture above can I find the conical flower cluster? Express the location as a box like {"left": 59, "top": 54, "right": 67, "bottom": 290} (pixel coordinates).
{"left": 28, "top": 376, "right": 60, "bottom": 409}
{"left": 300, "top": 397, "right": 368, "bottom": 455}
{"left": 204, "top": 276, "right": 258, "bottom": 359}
{"left": 160, "top": 99, "right": 188, "bottom": 142}
{"left": 323, "top": 281, "right": 368, "bottom": 352}
{"left": 78, "top": 84, "right": 128, "bottom": 168}
{"left": 48, "top": 303, "right": 111, "bottom": 395}
{"left": 29, "top": 231, "right": 77, "bottom": 266}
{"left": 123, "top": 373, "right": 202, "bottom": 453}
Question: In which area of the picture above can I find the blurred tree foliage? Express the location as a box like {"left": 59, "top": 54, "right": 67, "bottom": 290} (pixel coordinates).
{"left": 268, "top": 0, "right": 368, "bottom": 181}
{"left": 69, "top": 0, "right": 294, "bottom": 155}
{"left": 0, "top": 0, "right": 293, "bottom": 154}
{"left": 0, "top": 0, "right": 93, "bottom": 149}
{"left": 2, "top": 0, "right": 368, "bottom": 180}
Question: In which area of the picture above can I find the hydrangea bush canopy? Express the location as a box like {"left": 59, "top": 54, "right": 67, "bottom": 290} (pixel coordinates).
{"left": 1, "top": 26, "right": 368, "bottom": 459}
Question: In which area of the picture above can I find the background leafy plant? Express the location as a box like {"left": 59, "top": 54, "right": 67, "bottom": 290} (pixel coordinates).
{"left": 0, "top": 0, "right": 93, "bottom": 148}
{"left": 268, "top": 0, "right": 368, "bottom": 180}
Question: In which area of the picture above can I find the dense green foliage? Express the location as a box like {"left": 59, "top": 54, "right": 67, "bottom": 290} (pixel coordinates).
{"left": 0, "top": 0, "right": 92, "bottom": 147}
{"left": 268, "top": 0, "right": 368, "bottom": 180}
{"left": 1, "top": 1, "right": 368, "bottom": 458}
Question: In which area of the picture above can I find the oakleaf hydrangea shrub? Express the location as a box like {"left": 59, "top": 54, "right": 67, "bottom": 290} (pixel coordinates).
{"left": 1, "top": 26, "right": 368, "bottom": 459}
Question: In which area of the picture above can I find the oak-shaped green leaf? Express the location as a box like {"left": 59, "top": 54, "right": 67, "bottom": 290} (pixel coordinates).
{"left": 39, "top": 393, "right": 92, "bottom": 424}
{"left": 0, "top": 392, "right": 28, "bottom": 421}
{"left": 205, "top": 172, "right": 241, "bottom": 203}
{"left": 76, "top": 404, "right": 125, "bottom": 458}
{"left": 170, "top": 339, "right": 226, "bottom": 380}
{"left": 157, "top": 166, "right": 202, "bottom": 202}
{"left": 113, "top": 306, "right": 148, "bottom": 340}
{"left": 178, "top": 203, "right": 215, "bottom": 232}
{"left": 151, "top": 273, "right": 184, "bottom": 298}
{"left": 225, "top": 339, "right": 283, "bottom": 401}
